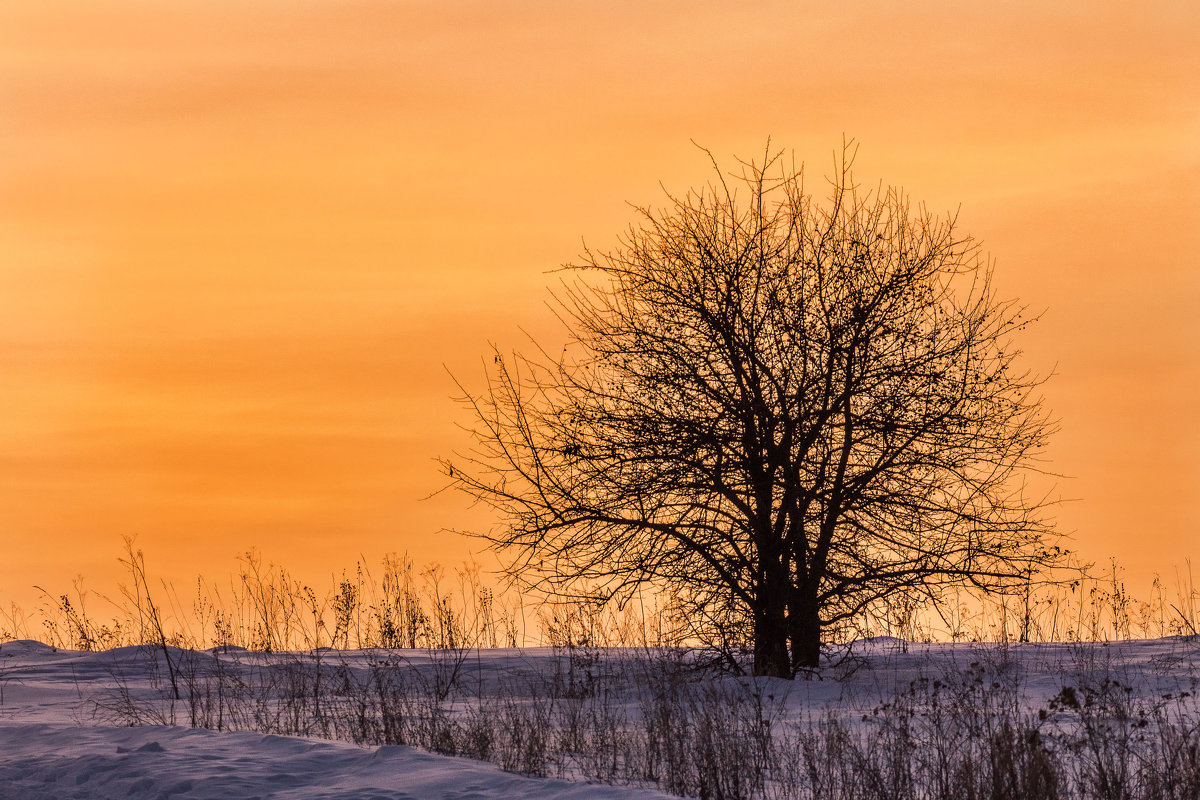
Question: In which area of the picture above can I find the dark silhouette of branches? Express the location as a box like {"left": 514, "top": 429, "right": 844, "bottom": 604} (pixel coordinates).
{"left": 444, "top": 142, "right": 1065, "bottom": 676}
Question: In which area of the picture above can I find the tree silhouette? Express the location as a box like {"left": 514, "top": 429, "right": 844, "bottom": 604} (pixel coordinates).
{"left": 443, "top": 144, "right": 1063, "bottom": 676}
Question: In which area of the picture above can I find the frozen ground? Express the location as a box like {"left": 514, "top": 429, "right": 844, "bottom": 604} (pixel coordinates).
{"left": 1, "top": 637, "right": 1197, "bottom": 799}
{"left": 0, "top": 641, "right": 672, "bottom": 799}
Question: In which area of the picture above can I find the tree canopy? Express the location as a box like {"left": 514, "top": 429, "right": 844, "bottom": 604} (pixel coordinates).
{"left": 444, "top": 145, "right": 1063, "bottom": 676}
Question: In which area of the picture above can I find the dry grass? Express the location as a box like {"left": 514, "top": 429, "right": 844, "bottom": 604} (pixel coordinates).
{"left": 5, "top": 543, "right": 1200, "bottom": 799}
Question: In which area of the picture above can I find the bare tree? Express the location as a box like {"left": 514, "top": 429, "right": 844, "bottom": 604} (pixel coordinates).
{"left": 443, "top": 144, "right": 1064, "bottom": 676}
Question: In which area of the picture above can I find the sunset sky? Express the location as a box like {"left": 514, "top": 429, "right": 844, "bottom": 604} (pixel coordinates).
{"left": 2, "top": 1, "right": 1197, "bottom": 616}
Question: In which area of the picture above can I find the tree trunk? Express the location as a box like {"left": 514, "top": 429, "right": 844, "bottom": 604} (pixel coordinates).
{"left": 753, "top": 564, "right": 792, "bottom": 677}
{"left": 789, "top": 582, "right": 822, "bottom": 670}
{"left": 753, "top": 609, "right": 791, "bottom": 677}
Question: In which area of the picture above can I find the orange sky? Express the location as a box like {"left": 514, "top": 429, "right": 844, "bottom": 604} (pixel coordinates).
{"left": 2, "top": 1, "right": 1198, "bottom": 617}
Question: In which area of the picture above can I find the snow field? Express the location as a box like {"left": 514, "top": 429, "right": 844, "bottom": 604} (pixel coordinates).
{"left": 1, "top": 637, "right": 1198, "bottom": 799}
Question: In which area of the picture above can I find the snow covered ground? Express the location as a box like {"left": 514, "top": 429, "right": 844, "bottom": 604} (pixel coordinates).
{"left": 0, "top": 641, "right": 673, "bottom": 799}
{"left": 1, "top": 637, "right": 1197, "bottom": 799}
